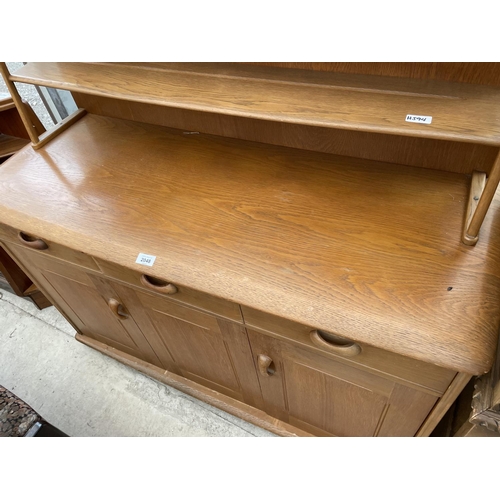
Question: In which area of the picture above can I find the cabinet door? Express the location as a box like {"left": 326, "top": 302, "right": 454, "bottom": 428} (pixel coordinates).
{"left": 248, "top": 330, "right": 437, "bottom": 437}
{"left": 110, "top": 281, "right": 263, "bottom": 407}
{"left": 3, "top": 243, "right": 161, "bottom": 366}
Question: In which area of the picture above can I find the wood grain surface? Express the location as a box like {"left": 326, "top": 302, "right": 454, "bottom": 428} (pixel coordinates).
{"left": 241, "top": 305, "right": 456, "bottom": 395}
{"left": 247, "top": 330, "right": 438, "bottom": 436}
{"left": 94, "top": 257, "right": 243, "bottom": 322}
{"left": 0, "top": 107, "right": 31, "bottom": 139}
{"left": 1, "top": 114, "right": 500, "bottom": 374}
{"left": 73, "top": 92, "right": 499, "bottom": 176}
{"left": 11, "top": 62, "right": 500, "bottom": 146}
{"left": 0, "top": 133, "right": 29, "bottom": 159}
{"left": 416, "top": 373, "right": 472, "bottom": 436}
{"left": 247, "top": 63, "right": 500, "bottom": 86}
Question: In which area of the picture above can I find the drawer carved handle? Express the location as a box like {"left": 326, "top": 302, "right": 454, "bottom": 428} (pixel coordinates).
{"left": 140, "top": 274, "right": 178, "bottom": 295}
{"left": 107, "top": 298, "right": 129, "bottom": 319}
{"left": 310, "top": 330, "right": 361, "bottom": 357}
{"left": 18, "top": 231, "right": 48, "bottom": 250}
{"left": 257, "top": 354, "right": 275, "bottom": 377}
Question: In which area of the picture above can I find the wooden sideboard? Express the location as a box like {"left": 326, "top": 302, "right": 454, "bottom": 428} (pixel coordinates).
{"left": 1, "top": 62, "right": 500, "bottom": 436}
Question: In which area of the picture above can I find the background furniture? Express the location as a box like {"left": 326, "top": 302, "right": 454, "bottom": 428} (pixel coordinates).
{"left": 1, "top": 62, "right": 500, "bottom": 436}
{"left": 0, "top": 91, "right": 50, "bottom": 309}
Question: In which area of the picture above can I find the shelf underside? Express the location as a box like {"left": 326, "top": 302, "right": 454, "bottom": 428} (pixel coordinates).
{"left": 10, "top": 62, "right": 500, "bottom": 146}
{"left": 1, "top": 114, "right": 500, "bottom": 374}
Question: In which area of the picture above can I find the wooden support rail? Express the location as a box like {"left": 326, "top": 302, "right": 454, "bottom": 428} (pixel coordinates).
{"left": 0, "top": 62, "right": 40, "bottom": 144}
{"left": 463, "top": 151, "right": 500, "bottom": 245}
{"left": 0, "top": 62, "right": 86, "bottom": 149}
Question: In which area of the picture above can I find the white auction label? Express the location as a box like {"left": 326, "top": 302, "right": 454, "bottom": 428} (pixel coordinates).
{"left": 405, "top": 114, "right": 432, "bottom": 124}
{"left": 135, "top": 253, "right": 156, "bottom": 267}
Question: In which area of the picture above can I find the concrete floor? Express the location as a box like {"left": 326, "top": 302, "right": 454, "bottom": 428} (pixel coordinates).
{"left": 0, "top": 289, "right": 274, "bottom": 437}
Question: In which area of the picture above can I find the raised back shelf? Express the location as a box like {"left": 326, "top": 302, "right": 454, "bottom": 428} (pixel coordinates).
{"left": 10, "top": 62, "right": 500, "bottom": 146}
{"left": 5, "top": 62, "right": 500, "bottom": 246}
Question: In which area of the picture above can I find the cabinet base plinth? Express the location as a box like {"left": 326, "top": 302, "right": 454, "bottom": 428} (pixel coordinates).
{"left": 75, "top": 333, "right": 313, "bottom": 437}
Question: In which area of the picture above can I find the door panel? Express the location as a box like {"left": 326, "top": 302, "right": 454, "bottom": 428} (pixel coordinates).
{"left": 283, "top": 360, "right": 388, "bottom": 437}
{"left": 110, "top": 281, "right": 262, "bottom": 405}
{"left": 148, "top": 307, "right": 240, "bottom": 390}
{"left": 247, "top": 329, "right": 435, "bottom": 436}
{"left": 376, "top": 385, "right": 437, "bottom": 437}
{"left": 4, "top": 244, "right": 160, "bottom": 365}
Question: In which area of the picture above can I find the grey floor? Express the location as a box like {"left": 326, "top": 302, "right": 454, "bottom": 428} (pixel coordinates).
{"left": 0, "top": 289, "right": 274, "bottom": 437}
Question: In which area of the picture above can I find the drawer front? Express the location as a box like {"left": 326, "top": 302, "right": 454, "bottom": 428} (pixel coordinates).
{"left": 94, "top": 257, "right": 243, "bottom": 323}
{"left": 0, "top": 223, "right": 100, "bottom": 271}
{"left": 241, "top": 305, "right": 456, "bottom": 395}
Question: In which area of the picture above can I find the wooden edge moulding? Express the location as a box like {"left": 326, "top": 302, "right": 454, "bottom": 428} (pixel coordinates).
{"left": 0, "top": 63, "right": 86, "bottom": 151}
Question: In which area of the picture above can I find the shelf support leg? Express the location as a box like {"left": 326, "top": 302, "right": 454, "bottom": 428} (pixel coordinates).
{"left": 0, "top": 62, "right": 40, "bottom": 145}
{"left": 462, "top": 150, "right": 500, "bottom": 246}
{"left": 32, "top": 108, "right": 87, "bottom": 150}
{"left": 1, "top": 62, "right": 87, "bottom": 150}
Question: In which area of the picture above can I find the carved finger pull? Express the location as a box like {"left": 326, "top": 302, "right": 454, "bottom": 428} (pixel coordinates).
{"left": 257, "top": 354, "right": 275, "bottom": 377}
{"left": 18, "top": 231, "right": 48, "bottom": 250}
{"left": 140, "top": 274, "right": 178, "bottom": 295}
{"left": 310, "top": 329, "right": 361, "bottom": 357}
{"left": 107, "top": 298, "right": 129, "bottom": 319}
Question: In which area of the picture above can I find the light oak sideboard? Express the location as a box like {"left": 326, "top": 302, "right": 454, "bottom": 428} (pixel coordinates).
{"left": 1, "top": 62, "right": 500, "bottom": 436}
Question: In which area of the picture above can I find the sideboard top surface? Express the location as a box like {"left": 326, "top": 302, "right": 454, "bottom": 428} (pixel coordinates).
{"left": 1, "top": 114, "right": 500, "bottom": 374}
